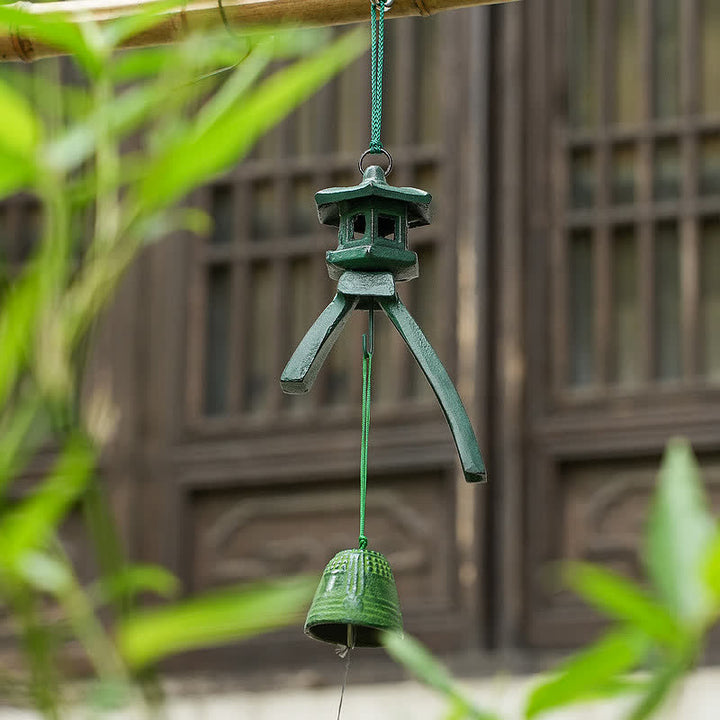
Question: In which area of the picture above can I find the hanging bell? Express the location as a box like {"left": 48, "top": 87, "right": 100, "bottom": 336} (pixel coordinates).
{"left": 305, "top": 548, "right": 402, "bottom": 648}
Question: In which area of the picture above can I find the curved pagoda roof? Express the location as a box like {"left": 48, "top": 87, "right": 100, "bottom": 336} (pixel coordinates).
{"left": 315, "top": 165, "right": 432, "bottom": 229}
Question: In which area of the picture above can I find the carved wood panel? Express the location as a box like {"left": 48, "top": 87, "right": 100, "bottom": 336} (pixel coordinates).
{"left": 526, "top": 451, "right": 720, "bottom": 648}
{"left": 186, "top": 472, "right": 456, "bottom": 612}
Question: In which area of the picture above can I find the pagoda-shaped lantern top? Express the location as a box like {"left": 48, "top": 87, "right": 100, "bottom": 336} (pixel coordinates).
{"left": 316, "top": 165, "right": 431, "bottom": 281}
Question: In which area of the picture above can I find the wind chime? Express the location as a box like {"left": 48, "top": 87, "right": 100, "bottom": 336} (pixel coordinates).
{"left": 281, "top": 0, "right": 486, "bottom": 660}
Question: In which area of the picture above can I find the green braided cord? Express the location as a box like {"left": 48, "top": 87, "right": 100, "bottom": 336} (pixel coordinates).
{"left": 369, "top": 1, "right": 385, "bottom": 153}
{"left": 358, "top": 343, "right": 373, "bottom": 549}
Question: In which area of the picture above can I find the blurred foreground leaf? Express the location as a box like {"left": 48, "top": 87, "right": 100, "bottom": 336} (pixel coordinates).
{"left": 703, "top": 529, "right": 720, "bottom": 611}
{"left": 644, "top": 438, "right": 716, "bottom": 628}
{"left": 382, "top": 632, "right": 500, "bottom": 720}
{"left": 117, "top": 576, "right": 316, "bottom": 668}
{"left": 94, "top": 564, "right": 179, "bottom": 605}
{"left": 0, "top": 394, "right": 46, "bottom": 497}
{"left": 0, "top": 433, "right": 94, "bottom": 570}
{"left": 84, "top": 677, "right": 132, "bottom": 712}
{"left": 564, "top": 563, "right": 684, "bottom": 649}
{"left": 137, "top": 27, "right": 368, "bottom": 212}
{"left": 17, "top": 551, "right": 72, "bottom": 594}
{"left": 627, "top": 651, "right": 692, "bottom": 720}
{"left": 525, "top": 629, "right": 649, "bottom": 719}
{"left": 0, "top": 76, "right": 42, "bottom": 159}
{"left": 0, "top": 76, "right": 41, "bottom": 195}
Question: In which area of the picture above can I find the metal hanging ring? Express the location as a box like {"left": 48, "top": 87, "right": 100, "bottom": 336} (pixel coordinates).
{"left": 358, "top": 148, "right": 393, "bottom": 176}
{"left": 371, "top": 0, "right": 393, "bottom": 9}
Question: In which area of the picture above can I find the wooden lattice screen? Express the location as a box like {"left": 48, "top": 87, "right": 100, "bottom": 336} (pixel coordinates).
{"left": 555, "top": 0, "right": 720, "bottom": 396}
{"left": 521, "top": 0, "right": 720, "bottom": 650}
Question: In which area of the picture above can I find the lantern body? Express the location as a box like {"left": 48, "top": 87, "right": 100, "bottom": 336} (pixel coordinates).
{"left": 316, "top": 165, "right": 431, "bottom": 281}
{"left": 305, "top": 548, "right": 403, "bottom": 648}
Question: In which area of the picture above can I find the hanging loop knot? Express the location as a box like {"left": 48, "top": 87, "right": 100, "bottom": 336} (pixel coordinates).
{"left": 358, "top": 535, "right": 368, "bottom": 549}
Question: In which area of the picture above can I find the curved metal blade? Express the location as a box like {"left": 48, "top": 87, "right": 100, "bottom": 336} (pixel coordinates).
{"left": 281, "top": 293, "right": 359, "bottom": 394}
{"left": 379, "top": 295, "right": 487, "bottom": 483}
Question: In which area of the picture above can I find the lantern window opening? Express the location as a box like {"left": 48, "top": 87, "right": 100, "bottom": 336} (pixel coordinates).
{"left": 377, "top": 214, "right": 398, "bottom": 243}
{"left": 351, "top": 213, "right": 368, "bottom": 240}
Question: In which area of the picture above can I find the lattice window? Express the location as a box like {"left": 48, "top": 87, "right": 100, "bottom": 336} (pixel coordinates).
{"left": 554, "top": 0, "right": 720, "bottom": 395}
{"left": 188, "top": 18, "right": 456, "bottom": 426}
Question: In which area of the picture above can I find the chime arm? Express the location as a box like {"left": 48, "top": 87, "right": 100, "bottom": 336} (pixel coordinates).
{"left": 281, "top": 292, "right": 359, "bottom": 394}
{"left": 378, "top": 294, "right": 487, "bottom": 483}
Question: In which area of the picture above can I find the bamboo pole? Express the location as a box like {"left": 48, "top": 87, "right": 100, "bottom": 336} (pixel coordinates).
{"left": 0, "top": 0, "right": 517, "bottom": 62}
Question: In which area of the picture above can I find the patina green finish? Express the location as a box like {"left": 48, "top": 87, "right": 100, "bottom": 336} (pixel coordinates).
{"left": 304, "top": 548, "right": 402, "bottom": 648}
{"left": 319, "top": 165, "right": 430, "bottom": 281}
{"left": 281, "top": 166, "right": 486, "bottom": 484}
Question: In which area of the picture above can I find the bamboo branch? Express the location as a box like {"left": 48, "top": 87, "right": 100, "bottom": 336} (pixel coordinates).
{"left": 0, "top": 0, "right": 517, "bottom": 63}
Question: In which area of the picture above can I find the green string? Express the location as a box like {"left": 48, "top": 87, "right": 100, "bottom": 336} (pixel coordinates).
{"left": 369, "top": 0, "right": 385, "bottom": 153}
{"left": 358, "top": 318, "right": 374, "bottom": 550}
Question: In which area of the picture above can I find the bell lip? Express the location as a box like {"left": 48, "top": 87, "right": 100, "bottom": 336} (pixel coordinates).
{"left": 304, "top": 621, "right": 403, "bottom": 649}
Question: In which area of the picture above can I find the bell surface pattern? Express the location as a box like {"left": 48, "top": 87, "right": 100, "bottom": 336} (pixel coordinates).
{"left": 305, "top": 548, "right": 403, "bottom": 648}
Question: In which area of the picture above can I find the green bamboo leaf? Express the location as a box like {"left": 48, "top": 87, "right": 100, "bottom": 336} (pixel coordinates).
{"left": 133, "top": 207, "right": 211, "bottom": 244}
{"left": 0, "top": 204, "right": 72, "bottom": 407}
{"left": 108, "top": 46, "right": 176, "bottom": 82}
{"left": 136, "top": 27, "right": 368, "bottom": 213}
{"left": 525, "top": 629, "right": 649, "bottom": 719}
{"left": 701, "top": 530, "right": 720, "bottom": 616}
{"left": 94, "top": 564, "right": 179, "bottom": 605}
{"left": 17, "top": 551, "right": 72, "bottom": 594}
{"left": 192, "top": 44, "right": 272, "bottom": 137}
{"left": 60, "top": 208, "right": 207, "bottom": 351}
{"left": 383, "top": 631, "right": 456, "bottom": 697}
{"left": 0, "top": 269, "right": 47, "bottom": 409}
{"left": 627, "top": 651, "right": 694, "bottom": 720}
{"left": 0, "top": 76, "right": 41, "bottom": 158}
{"left": 0, "top": 394, "right": 48, "bottom": 497}
{"left": 117, "top": 576, "right": 316, "bottom": 669}
{"left": 0, "top": 433, "right": 95, "bottom": 569}
{"left": 242, "top": 27, "right": 332, "bottom": 59}
{"left": 0, "top": 67, "right": 91, "bottom": 120}
{"left": 443, "top": 699, "right": 489, "bottom": 720}
{"left": 382, "top": 633, "right": 500, "bottom": 720}
{"left": 45, "top": 82, "right": 180, "bottom": 172}
{"left": 564, "top": 562, "right": 685, "bottom": 649}
{"left": 443, "top": 705, "right": 467, "bottom": 720}
{"left": 0, "top": 79, "right": 39, "bottom": 195}
{"left": 85, "top": 679, "right": 132, "bottom": 712}
{"left": 0, "top": 149, "right": 35, "bottom": 198}
{"left": 644, "top": 439, "right": 716, "bottom": 627}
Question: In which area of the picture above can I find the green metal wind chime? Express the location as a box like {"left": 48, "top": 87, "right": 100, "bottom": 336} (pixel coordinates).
{"left": 281, "top": 0, "right": 487, "bottom": 651}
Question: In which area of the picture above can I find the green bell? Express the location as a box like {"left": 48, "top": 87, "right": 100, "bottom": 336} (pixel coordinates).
{"left": 305, "top": 548, "right": 403, "bottom": 648}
